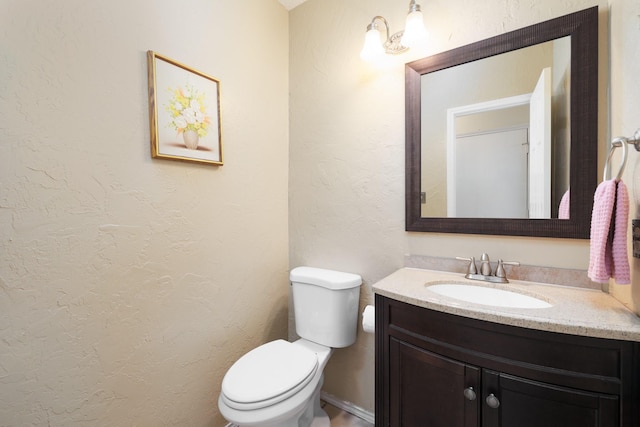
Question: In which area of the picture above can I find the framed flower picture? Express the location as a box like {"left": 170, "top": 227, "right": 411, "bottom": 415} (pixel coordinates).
{"left": 147, "top": 51, "right": 223, "bottom": 165}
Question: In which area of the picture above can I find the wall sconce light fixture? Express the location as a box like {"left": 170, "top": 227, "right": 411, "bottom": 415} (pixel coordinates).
{"left": 360, "top": 0, "right": 428, "bottom": 62}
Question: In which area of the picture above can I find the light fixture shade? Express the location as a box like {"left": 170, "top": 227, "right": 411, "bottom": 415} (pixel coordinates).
{"left": 360, "top": 27, "right": 385, "bottom": 61}
{"left": 400, "top": 10, "right": 428, "bottom": 48}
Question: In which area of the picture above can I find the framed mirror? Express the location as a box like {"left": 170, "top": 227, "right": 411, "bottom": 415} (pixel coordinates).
{"left": 405, "top": 7, "right": 598, "bottom": 238}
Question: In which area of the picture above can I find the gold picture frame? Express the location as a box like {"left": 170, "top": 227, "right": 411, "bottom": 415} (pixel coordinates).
{"left": 147, "top": 51, "right": 223, "bottom": 165}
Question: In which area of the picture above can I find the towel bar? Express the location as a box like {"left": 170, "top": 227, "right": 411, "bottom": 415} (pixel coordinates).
{"left": 603, "top": 128, "right": 640, "bottom": 181}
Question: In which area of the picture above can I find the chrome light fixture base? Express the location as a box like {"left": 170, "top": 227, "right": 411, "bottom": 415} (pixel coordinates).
{"left": 385, "top": 31, "right": 409, "bottom": 55}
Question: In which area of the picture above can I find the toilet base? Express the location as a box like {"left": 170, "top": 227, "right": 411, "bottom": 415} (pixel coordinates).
{"left": 298, "top": 375, "right": 330, "bottom": 427}
{"left": 310, "top": 411, "right": 330, "bottom": 427}
{"left": 272, "top": 374, "right": 329, "bottom": 427}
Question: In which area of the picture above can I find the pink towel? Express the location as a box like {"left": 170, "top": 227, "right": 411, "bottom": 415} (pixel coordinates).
{"left": 588, "top": 180, "right": 630, "bottom": 284}
{"left": 612, "top": 181, "right": 630, "bottom": 284}
{"left": 558, "top": 189, "right": 570, "bottom": 219}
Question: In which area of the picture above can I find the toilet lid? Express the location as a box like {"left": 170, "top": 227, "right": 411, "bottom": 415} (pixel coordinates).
{"left": 222, "top": 340, "right": 318, "bottom": 407}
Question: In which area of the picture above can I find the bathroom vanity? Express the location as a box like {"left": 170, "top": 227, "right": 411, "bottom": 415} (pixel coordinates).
{"left": 373, "top": 268, "right": 640, "bottom": 427}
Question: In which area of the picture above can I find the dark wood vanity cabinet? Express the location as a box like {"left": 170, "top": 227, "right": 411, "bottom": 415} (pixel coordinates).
{"left": 375, "top": 295, "right": 640, "bottom": 427}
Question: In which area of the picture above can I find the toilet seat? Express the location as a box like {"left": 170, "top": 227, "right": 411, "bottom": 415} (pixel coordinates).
{"left": 221, "top": 340, "right": 319, "bottom": 410}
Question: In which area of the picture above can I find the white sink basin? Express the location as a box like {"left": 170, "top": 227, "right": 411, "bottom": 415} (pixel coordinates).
{"left": 427, "top": 283, "right": 552, "bottom": 309}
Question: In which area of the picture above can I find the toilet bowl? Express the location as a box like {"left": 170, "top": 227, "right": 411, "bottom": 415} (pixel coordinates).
{"left": 218, "top": 267, "right": 362, "bottom": 427}
{"left": 218, "top": 339, "right": 332, "bottom": 427}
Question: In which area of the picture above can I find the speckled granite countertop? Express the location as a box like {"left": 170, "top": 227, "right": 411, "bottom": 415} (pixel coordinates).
{"left": 372, "top": 267, "right": 640, "bottom": 342}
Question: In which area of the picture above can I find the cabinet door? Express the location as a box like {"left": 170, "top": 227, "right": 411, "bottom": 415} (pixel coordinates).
{"left": 482, "top": 370, "right": 619, "bottom": 427}
{"left": 389, "top": 338, "right": 480, "bottom": 427}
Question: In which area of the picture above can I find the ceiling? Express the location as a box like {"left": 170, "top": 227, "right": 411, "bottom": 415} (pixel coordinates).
{"left": 278, "top": 0, "right": 309, "bottom": 11}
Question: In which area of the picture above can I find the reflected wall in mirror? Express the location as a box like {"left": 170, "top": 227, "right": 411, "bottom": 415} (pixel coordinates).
{"left": 406, "top": 7, "right": 598, "bottom": 238}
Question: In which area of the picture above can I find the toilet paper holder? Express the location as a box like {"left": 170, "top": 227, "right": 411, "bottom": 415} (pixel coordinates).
{"left": 362, "top": 305, "right": 375, "bottom": 333}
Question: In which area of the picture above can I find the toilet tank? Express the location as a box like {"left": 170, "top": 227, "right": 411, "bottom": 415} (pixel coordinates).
{"left": 290, "top": 266, "right": 362, "bottom": 348}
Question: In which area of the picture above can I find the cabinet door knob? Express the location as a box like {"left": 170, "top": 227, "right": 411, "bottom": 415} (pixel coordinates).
{"left": 485, "top": 393, "right": 500, "bottom": 409}
{"left": 463, "top": 387, "right": 476, "bottom": 401}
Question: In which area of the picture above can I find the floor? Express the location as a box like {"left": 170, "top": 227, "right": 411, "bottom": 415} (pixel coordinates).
{"left": 322, "top": 401, "right": 374, "bottom": 427}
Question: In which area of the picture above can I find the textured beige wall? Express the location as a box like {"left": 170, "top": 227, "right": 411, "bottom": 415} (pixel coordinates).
{"left": 608, "top": 0, "right": 640, "bottom": 311}
{"left": 0, "top": 1, "right": 289, "bottom": 425}
{"left": 289, "top": 0, "right": 613, "bottom": 414}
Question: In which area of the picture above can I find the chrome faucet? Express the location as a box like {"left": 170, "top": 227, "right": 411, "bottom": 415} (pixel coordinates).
{"left": 456, "top": 253, "right": 520, "bottom": 283}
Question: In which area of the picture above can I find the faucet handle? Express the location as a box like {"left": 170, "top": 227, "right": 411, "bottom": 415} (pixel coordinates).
{"left": 455, "top": 256, "right": 477, "bottom": 274}
{"left": 502, "top": 261, "right": 520, "bottom": 266}
{"left": 495, "top": 259, "right": 520, "bottom": 279}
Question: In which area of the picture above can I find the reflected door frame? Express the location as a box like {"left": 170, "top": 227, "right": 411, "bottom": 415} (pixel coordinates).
{"left": 446, "top": 94, "right": 531, "bottom": 217}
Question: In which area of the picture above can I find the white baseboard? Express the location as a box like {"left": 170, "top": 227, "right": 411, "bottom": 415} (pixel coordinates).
{"left": 321, "top": 391, "right": 375, "bottom": 424}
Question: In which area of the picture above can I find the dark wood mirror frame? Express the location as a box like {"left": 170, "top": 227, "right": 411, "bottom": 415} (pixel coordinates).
{"left": 405, "top": 7, "right": 598, "bottom": 238}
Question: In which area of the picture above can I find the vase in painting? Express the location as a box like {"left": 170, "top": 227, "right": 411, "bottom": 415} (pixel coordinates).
{"left": 183, "top": 130, "right": 199, "bottom": 150}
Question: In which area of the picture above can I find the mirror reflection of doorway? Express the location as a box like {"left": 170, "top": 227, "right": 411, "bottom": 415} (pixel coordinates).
{"left": 447, "top": 67, "right": 552, "bottom": 219}
{"left": 455, "top": 127, "right": 529, "bottom": 218}
{"left": 446, "top": 94, "right": 530, "bottom": 218}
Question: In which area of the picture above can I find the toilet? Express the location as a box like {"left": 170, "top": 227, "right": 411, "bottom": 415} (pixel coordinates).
{"left": 218, "top": 266, "right": 362, "bottom": 427}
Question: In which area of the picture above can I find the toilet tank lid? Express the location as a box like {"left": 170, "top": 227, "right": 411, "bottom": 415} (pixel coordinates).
{"left": 290, "top": 266, "right": 362, "bottom": 290}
